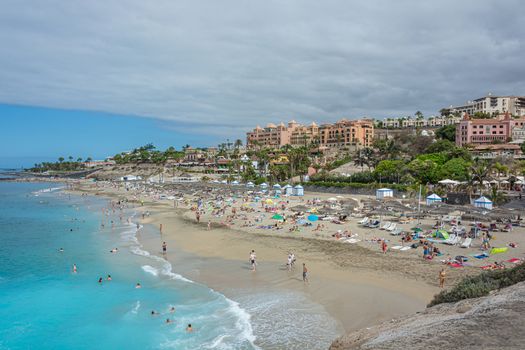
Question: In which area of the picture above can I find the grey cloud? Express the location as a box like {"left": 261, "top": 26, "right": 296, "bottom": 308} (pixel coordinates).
{"left": 1, "top": 0, "right": 525, "bottom": 139}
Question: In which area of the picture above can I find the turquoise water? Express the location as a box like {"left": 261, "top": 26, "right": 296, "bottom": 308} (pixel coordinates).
{"left": 0, "top": 182, "right": 257, "bottom": 350}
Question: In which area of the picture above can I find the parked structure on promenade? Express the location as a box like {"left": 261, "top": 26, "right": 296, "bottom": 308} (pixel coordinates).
{"left": 443, "top": 94, "right": 525, "bottom": 117}
{"left": 246, "top": 119, "right": 373, "bottom": 149}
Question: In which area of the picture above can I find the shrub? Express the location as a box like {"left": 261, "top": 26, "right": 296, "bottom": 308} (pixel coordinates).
{"left": 428, "top": 263, "right": 525, "bottom": 307}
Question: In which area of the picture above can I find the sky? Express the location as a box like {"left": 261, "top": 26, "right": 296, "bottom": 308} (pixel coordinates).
{"left": 1, "top": 0, "right": 525, "bottom": 167}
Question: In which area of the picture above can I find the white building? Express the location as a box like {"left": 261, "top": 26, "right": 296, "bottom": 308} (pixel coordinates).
{"left": 381, "top": 115, "right": 461, "bottom": 129}
{"left": 445, "top": 94, "right": 525, "bottom": 117}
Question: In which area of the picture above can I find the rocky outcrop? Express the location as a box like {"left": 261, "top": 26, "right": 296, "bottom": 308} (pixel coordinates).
{"left": 330, "top": 282, "right": 525, "bottom": 350}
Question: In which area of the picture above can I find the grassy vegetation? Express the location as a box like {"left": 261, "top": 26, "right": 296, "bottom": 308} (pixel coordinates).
{"left": 428, "top": 263, "right": 525, "bottom": 307}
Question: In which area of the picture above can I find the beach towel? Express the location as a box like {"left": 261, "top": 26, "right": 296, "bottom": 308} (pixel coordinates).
{"left": 449, "top": 263, "right": 463, "bottom": 268}
{"left": 490, "top": 247, "right": 509, "bottom": 255}
{"left": 506, "top": 258, "right": 522, "bottom": 264}
{"left": 473, "top": 253, "right": 489, "bottom": 259}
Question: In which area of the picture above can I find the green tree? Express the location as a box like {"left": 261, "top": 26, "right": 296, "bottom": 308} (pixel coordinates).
{"left": 439, "top": 158, "right": 470, "bottom": 181}
{"left": 435, "top": 124, "right": 456, "bottom": 142}
{"left": 58, "top": 157, "right": 64, "bottom": 163}
{"left": 374, "top": 160, "right": 405, "bottom": 183}
{"left": 408, "top": 159, "right": 439, "bottom": 184}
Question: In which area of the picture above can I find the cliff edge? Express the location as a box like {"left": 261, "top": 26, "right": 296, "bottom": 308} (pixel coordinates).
{"left": 330, "top": 281, "right": 525, "bottom": 350}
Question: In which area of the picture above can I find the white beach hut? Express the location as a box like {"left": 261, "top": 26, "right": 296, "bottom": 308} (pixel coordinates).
{"left": 426, "top": 193, "right": 442, "bottom": 205}
{"left": 474, "top": 196, "right": 493, "bottom": 210}
{"left": 231, "top": 180, "right": 240, "bottom": 185}
{"left": 376, "top": 188, "right": 393, "bottom": 200}
{"left": 246, "top": 181, "right": 255, "bottom": 188}
{"left": 283, "top": 184, "right": 293, "bottom": 196}
{"left": 273, "top": 184, "right": 282, "bottom": 190}
{"left": 293, "top": 185, "right": 304, "bottom": 196}
{"left": 260, "top": 182, "right": 268, "bottom": 189}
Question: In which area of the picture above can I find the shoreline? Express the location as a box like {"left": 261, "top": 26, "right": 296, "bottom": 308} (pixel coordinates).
{"left": 59, "top": 180, "right": 443, "bottom": 339}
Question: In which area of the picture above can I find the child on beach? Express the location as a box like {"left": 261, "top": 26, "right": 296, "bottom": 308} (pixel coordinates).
{"left": 302, "top": 263, "right": 309, "bottom": 283}
{"left": 381, "top": 240, "right": 388, "bottom": 254}
{"left": 439, "top": 268, "right": 446, "bottom": 288}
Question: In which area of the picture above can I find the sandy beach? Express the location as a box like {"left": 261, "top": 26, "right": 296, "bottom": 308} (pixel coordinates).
{"left": 61, "top": 178, "right": 525, "bottom": 348}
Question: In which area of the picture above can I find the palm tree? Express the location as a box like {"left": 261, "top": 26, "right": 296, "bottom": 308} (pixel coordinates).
{"left": 58, "top": 157, "right": 64, "bottom": 163}
{"left": 77, "top": 157, "right": 83, "bottom": 163}
{"left": 234, "top": 139, "right": 243, "bottom": 150}
{"left": 470, "top": 160, "right": 492, "bottom": 196}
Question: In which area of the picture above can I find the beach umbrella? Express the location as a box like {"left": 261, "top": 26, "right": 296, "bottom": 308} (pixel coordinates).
{"left": 265, "top": 199, "right": 274, "bottom": 205}
{"left": 438, "top": 179, "right": 460, "bottom": 185}
{"left": 272, "top": 214, "right": 284, "bottom": 220}
{"left": 307, "top": 214, "right": 319, "bottom": 222}
{"left": 297, "top": 219, "right": 306, "bottom": 225}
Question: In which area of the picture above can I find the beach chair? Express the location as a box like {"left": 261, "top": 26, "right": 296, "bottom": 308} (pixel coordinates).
{"left": 443, "top": 234, "right": 457, "bottom": 245}
{"left": 380, "top": 221, "right": 392, "bottom": 230}
{"left": 390, "top": 228, "right": 403, "bottom": 236}
{"left": 368, "top": 220, "right": 380, "bottom": 228}
{"left": 358, "top": 217, "right": 369, "bottom": 225}
{"left": 461, "top": 237, "right": 472, "bottom": 248}
{"left": 386, "top": 223, "right": 397, "bottom": 232}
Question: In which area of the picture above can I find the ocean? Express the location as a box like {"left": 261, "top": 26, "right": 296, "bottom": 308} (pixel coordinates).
{"left": 0, "top": 182, "right": 257, "bottom": 350}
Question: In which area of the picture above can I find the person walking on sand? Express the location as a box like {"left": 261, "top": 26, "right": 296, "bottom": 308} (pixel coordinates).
{"left": 249, "top": 250, "right": 257, "bottom": 271}
{"left": 439, "top": 268, "right": 446, "bottom": 288}
{"left": 160, "top": 224, "right": 163, "bottom": 233}
{"left": 162, "top": 241, "right": 167, "bottom": 254}
{"left": 381, "top": 239, "right": 388, "bottom": 254}
{"left": 302, "top": 263, "right": 309, "bottom": 283}
{"left": 207, "top": 221, "right": 211, "bottom": 231}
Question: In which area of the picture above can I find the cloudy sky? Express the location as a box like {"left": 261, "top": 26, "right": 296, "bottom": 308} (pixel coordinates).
{"left": 1, "top": 0, "right": 525, "bottom": 164}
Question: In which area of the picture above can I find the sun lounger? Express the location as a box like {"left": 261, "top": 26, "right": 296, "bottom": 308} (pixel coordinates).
{"left": 460, "top": 237, "right": 472, "bottom": 248}
{"left": 386, "top": 223, "right": 397, "bottom": 232}
{"left": 358, "top": 217, "right": 369, "bottom": 225}
{"left": 367, "top": 221, "right": 380, "bottom": 228}
{"left": 380, "top": 222, "right": 392, "bottom": 230}
{"left": 443, "top": 234, "right": 459, "bottom": 245}
{"left": 390, "top": 228, "right": 402, "bottom": 236}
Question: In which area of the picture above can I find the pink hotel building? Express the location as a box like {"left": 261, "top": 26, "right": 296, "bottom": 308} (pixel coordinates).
{"left": 456, "top": 112, "right": 525, "bottom": 147}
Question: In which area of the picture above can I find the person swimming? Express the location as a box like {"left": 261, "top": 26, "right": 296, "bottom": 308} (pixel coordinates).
{"left": 166, "top": 318, "right": 172, "bottom": 324}
{"left": 151, "top": 310, "right": 159, "bottom": 316}
{"left": 107, "top": 274, "right": 112, "bottom": 281}
{"left": 59, "top": 248, "right": 64, "bottom": 252}
{"left": 135, "top": 283, "right": 142, "bottom": 289}
{"left": 98, "top": 277, "right": 103, "bottom": 284}
{"left": 169, "top": 306, "right": 176, "bottom": 313}
{"left": 72, "top": 264, "right": 77, "bottom": 273}
{"left": 186, "top": 324, "right": 193, "bottom": 332}
{"left": 110, "top": 248, "right": 118, "bottom": 253}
